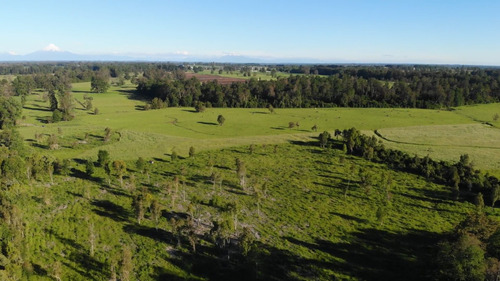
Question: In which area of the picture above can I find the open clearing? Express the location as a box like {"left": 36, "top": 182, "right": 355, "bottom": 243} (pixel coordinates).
{"left": 17, "top": 82, "right": 500, "bottom": 174}
{"left": 371, "top": 124, "right": 500, "bottom": 173}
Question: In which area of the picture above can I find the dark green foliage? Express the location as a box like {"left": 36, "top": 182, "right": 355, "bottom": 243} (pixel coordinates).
{"left": 437, "top": 234, "right": 486, "bottom": 281}
{"left": 341, "top": 127, "right": 500, "bottom": 203}
{"left": 189, "top": 146, "right": 195, "bottom": 158}
{"left": 171, "top": 151, "right": 178, "bottom": 162}
{"left": 150, "top": 97, "right": 167, "bottom": 109}
{"left": 436, "top": 213, "right": 500, "bottom": 281}
{"left": 135, "top": 65, "right": 500, "bottom": 109}
{"left": 0, "top": 96, "right": 21, "bottom": 129}
{"left": 194, "top": 101, "right": 206, "bottom": 112}
{"left": 318, "top": 131, "right": 331, "bottom": 148}
{"left": 135, "top": 157, "right": 145, "bottom": 173}
{"left": 85, "top": 159, "right": 95, "bottom": 176}
{"left": 90, "top": 74, "right": 110, "bottom": 93}
{"left": 0, "top": 129, "right": 26, "bottom": 155}
{"left": 97, "top": 150, "right": 110, "bottom": 167}
{"left": 217, "top": 114, "right": 225, "bottom": 126}
{"left": 51, "top": 109, "right": 63, "bottom": 123}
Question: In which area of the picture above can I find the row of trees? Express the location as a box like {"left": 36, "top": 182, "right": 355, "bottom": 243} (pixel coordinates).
{"left": 136, "top": 69, "right": 500, "bottom": 109}
{"left": 324, "top": 128, "right": 500, "bottom": 205}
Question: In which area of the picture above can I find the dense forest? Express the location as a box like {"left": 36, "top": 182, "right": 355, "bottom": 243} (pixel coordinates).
{"left": 136, "top": 66, "right": 500, "bottom": 109}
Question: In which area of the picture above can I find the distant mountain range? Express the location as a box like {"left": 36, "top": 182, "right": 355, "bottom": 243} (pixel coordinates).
{"left": 0, "top": 47, "right": 328, "bottom": 64}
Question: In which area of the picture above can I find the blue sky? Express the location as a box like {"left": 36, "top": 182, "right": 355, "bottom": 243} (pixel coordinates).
{"left": 2, "top": 0, "right": 500, "bottom": 65}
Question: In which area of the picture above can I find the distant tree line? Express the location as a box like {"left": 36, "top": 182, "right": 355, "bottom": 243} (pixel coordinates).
{"left": 136, "top": 67, "right": 500, "bottom": 109}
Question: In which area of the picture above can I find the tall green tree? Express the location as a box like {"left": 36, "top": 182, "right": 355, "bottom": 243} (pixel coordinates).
{"left": 0, "top": 97, "right": 21, "bottom": 129}
{"left": 91, "top": 70, "right": 110, "bottom": 93}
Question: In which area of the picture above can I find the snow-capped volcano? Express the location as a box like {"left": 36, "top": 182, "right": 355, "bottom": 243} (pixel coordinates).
{"left": 42, "top": 43, "right": 62, "bottom": 52}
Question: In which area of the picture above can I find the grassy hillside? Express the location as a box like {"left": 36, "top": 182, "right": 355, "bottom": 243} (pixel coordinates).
{"left": 3, "top": 141, "right": 480, "bottom": 280}
{"left": 5, "top": 81, "right": 500, "bottom": 280}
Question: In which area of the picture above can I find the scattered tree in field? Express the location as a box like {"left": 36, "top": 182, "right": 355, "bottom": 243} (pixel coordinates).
{"left": 210, "top": 171, "right": 222, "bottom": 190}
{"left": 104, "top": 127, "right": 112, "bottom": 142}
{"left": 48, "top": 134, "right": 59, "bottom": 150}
{"left": 59, "top": 158, "right": 71, "bottom": 176}
{"left": 48, "top": 90, "right": 58, "bottom": 111}
{"left": 239, "top": 227, "right": 255, "bottom": 256}
{"left": 91, "top": 71, "right": 110, "bottom": 93}
{"left": 189, "top": 146, "right": 195, "bottom": 158}
{"left": 113, "top": 160, "right": 127, "bottom": 187}
{"left": 133, "top": 193, "right": 145, "bottom": 224}
{"left": 93, "top": 107, "right": 99, "bottom": 115}
{"left": 236, "top": 159, "right": 247, "bottom": 190}
{"left": 151, "top": 199, "right": 161, "bottom": 229}
{"left": 171, "top": 150, "right": 178, "bottom": 162}
{"left": 151, "top": 97, "right": 166, "bottom": 109}
{"left": 249, "top": 144, "right": 256, "bottom": 154}
{"left": 267, "top": 104, "right": 274, "bottom": 114}
{"left": 171, "top": 218, "right": 184, "bottom": 247}
{"left": 225, "top": 202, "right": 240, "bottom": 230}
{"left": 120, "top": 246, "right": 133, "bottom": 281}
{"left": 194, "top": 101, "right": 206, "bottom": 113}
{"left": 103, "top": 162, "right": 112, "bottom": 185}
{"left": 288, "top": 121, "right": 295, "bottom": 129}
{"left": 58, "top": 91, "right": 74, "bottom": 121}
{"left": 83, "top": 95, "right": 93, "bottom": 110}
{"left": 88, "top": 220, "right": 96, "bottom": 257}
{"left": 85, "top": 159, "right": 95, "bottom": 177}
{"left": 97, "top": 149, "right": 110, "bottom": 167}
{"left": 311, "top": 124, "right": 317, "bottom": 132}
{"left": 136, "top": 157, "right": 145, "bottom": 173}
{"left": 494, "top": 113, "right": 499, "bottom": 121}
{"left": 51, "top": 109, "right": 63, "bottom": 123}
{"left": 319, "top": 131, "right": 331, "bottom": 148}
{"left": 217, "top": 114, "right": 225, "bottom": 126}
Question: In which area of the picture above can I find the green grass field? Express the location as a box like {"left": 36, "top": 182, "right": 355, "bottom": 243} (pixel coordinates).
{"left": 192, "top": 70, "right": 293, "bottom": 80}
{"left": 6, "top": 81, "right": 500, "bottom": 280}
{"left": 6, "top": 140, "right": 481, "bottom": 280}
{"left": 20, "top": 81, "right": 497, "bottom": 167}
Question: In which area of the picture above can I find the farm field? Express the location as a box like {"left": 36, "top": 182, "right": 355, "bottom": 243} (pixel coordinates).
{"left": 372, "top": 124, "right": 500, "bottom": 174}
{"left": 18, "top": 81, "right": 500, "bottom": 175}
{"left": 191, "top": 70, "right": 292, "bottom": 81}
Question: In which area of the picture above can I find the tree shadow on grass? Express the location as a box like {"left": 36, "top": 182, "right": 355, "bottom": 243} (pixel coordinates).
{"left": 46, "top": 229, "right": 108, "bottom": 280}
{"left": 123, "top": 223, "right": 175, "bottom": 244}
{"left": 286, "top": 228, "right": 440, "bottom": 281}
{"left": 23, "top": 106, "right": 52, "bottom": 112}
{"left": 197, "top": 121, "right": 218, "bottom": 126}
{"left": 91, "top": 199, "right": 130, "bottom": 222}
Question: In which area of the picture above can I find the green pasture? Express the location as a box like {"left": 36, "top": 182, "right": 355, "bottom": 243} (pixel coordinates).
{"left": 193, "top": 70, "right": 291, "bottom": 80}
{"left": 370, "top": 123, "right": 500, "bottom": 175}
{"left": 18, "top": 82, "right": 484, "bottom": 163}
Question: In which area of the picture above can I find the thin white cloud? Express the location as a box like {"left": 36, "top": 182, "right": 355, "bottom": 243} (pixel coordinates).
{"left": 8, "top": 51, "right": 17, "bottom": 55}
